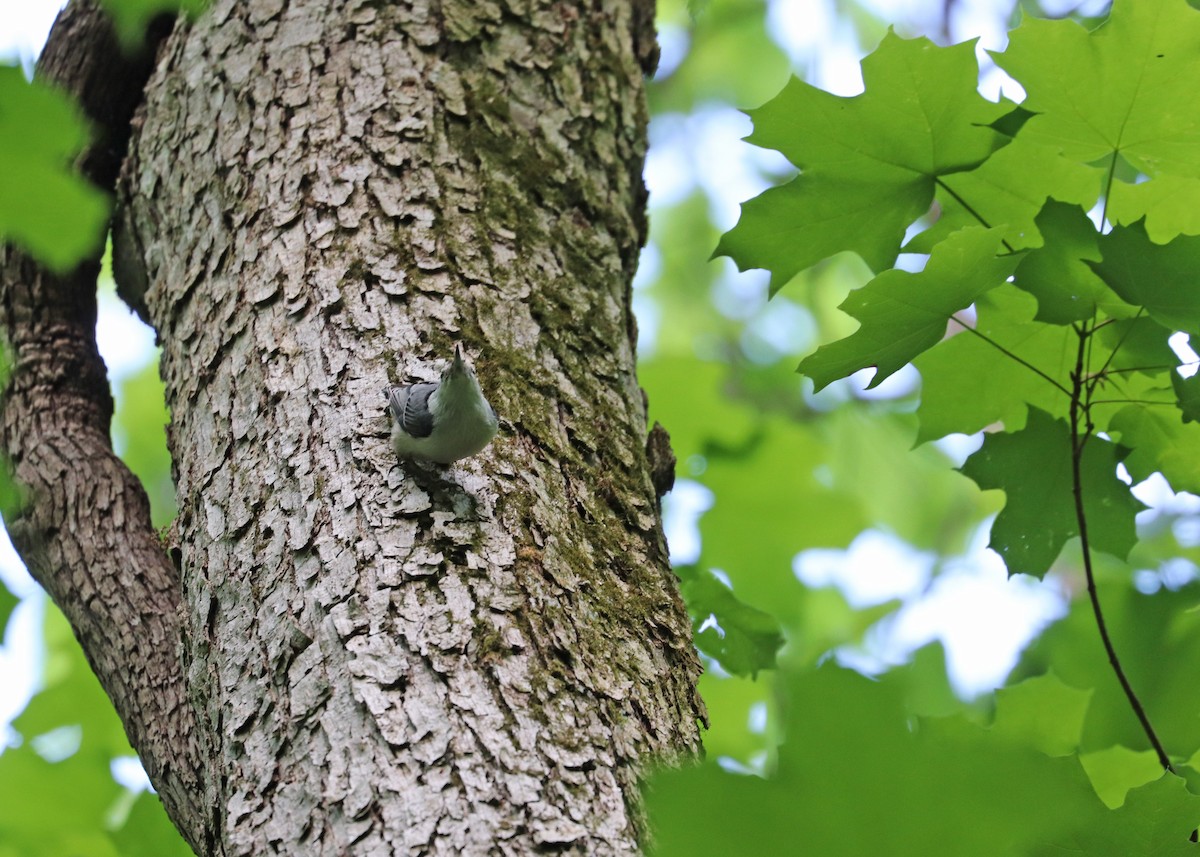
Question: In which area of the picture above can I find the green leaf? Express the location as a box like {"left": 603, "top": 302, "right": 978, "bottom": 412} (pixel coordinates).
{"left": 906, "top": 137, "right": 1101, "bottom": 255}
{"left": 783, "top": 586, "right": 900, "bottom": 671}
{"left": 1171, "top": 371, "right": 1200, "bottom": 423}
{"left": 1108, "top": 403, "right": 1200, "bottom": 496}
{"left": 914, "top": 285, "right": 1073, "bottom": 443}
{"left": 717, "top": 32, "right": 1007, "bottom": 288}
{"left": 880, "top": 642, "right": 962, "bottom": 718}
{"left": 1037, "top": 774, "right": 1200, "bottom": 856}
{"left": 1017, "top": 581, "right": 1200, "bottom": 756}
{"left": 992, "top": 671, "right": 1093, "bottom": 757}
{"left": 640, "top": 355, "right": 865, "bottom": 620}
{"left": 996, "top": 0, "right": 1200, "bottom": 247}
{"left": 110, "top": 791, "right": 193, "bottom": 857}
{"left": 1013, "top": 201, "right": 1132, "bottom": 324}
{"left": 646, "top": 665, "right": 1101, "bottom": 857}
{"left": 0, "top": 578, "right": 17, "bottom": 637}
{"left": 959, "top": 408, "right": 1145, "bottom": 576}
{"left": 1090, "top": 221, "right": 1200, "bottom": 333}
{"left": 1081, "top": 746, "right": 1168, "bottom": 809}
{"left": 98, "top": 0, "right": 211, "bottom": 48}
{"left": 823, "top": 408, "right": 996, "bottom": 554}
{"left": 799, "top": 226, "right": 1017, "bottom": 391}
{"left": 696, "top": 416, "right": 865, "bottom": 617}
{"left": 676, "top": 566, "right": 783, "bottom": 677}
{"left": 0, "top": 66, "right": 109, "bottom": 271}
{"left": 1095, "top": 315, "right": 1179, "bottom": 380}
{"left": 2, "top": 601, "right": 191, "bottom": 854}
{"left": 0, "top": 744, "right": 123, "bottom": 857}
{"left": 1110, "top": 175, "right": 1200, "bottom": 243}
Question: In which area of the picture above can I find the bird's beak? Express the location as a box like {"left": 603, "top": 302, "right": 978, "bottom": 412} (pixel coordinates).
{"left": 454, "top": 344, "right": 465, "bottom": 367}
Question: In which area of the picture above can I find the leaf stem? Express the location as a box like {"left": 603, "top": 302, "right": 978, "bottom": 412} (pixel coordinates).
{"left": 1089, "top": 363, "right": 1193, "bottom": 379}
{"left": 1099, "top": 149, "right": 1119, "bottom": 231}
{"left": 1069, "top": 328, "right": 1173, "bottom": 772}
{"left": 948, "top": 315, "right": 1071, "bottom": 397}
{"left": 933, "top": 178, "right": 1016, "bottom": 253}
{"left": 1087, "top": 309, "right": 1145, "bottom": 398}
{"left": 1088, "top": 398, "right": 1175, "bottom": 407}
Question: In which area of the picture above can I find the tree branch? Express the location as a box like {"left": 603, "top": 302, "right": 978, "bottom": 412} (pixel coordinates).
{"left": 1069, "top": 328, "right": 1173, "bottom": 772}
{"left": 0, "top": 4, "right": 209, "bottom": 851}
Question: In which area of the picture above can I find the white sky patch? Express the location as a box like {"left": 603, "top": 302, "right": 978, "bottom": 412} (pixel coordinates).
{"left": 112, "top": 755, "right": 153, "bottom": 792}
{"left": 1132, "top": 472, "right": 1199, "bottom": 512}
{"left": 740, "top": 297, "right": 817, "bottom": 362}
{"left": 662, "top": 479, "right": 715, "bottom": 566}
{"left": 0, "top": 0, "right": 63, "bottom": 71}
{"left": 795, "top": 530, "right": 934, "bottom": 606}
{"left": 0, "top": 524, "right": 40, "bottom": 747}
{"left": 768, "top": 0, "right": 838, "bottom": 59}
{"left": 847, "top": 363, "right": 922, "bottom": 400}
{"left": 887, "top": 549, "right": 1067, "bottom": 697}
{"left": 796, "top": 524, "right": 1069, "bottom": 696}
{"left": 655, "top": 23, "right": 691, "bottom": 80}
{"left": 647, "top": 106, "right": 795, "bottom": 229}
{"left": 1169, "top": 332, "right": 1199, "bottom": 378}
{"left": 934, "top": 432, "right": 985, "bottom": 467}
{"left": 97, "top": 292, "right": 159, "bottom": 381}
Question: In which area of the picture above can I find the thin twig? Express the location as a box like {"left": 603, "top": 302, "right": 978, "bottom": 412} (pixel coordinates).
{"left": 1069, "top": 328, "right": 1174, "bottom": 772}
{"left": 1087, "top": 309, "right": 1146, "bottom": 398}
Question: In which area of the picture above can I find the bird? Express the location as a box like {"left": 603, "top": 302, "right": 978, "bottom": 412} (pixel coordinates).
{"left": 383, "top": 345, "right": 498, "bottom": 464}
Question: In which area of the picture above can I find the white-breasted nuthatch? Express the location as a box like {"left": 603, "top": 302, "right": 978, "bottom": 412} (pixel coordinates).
{"left": 383, "top": 345, "right": 499, "bottom": 464}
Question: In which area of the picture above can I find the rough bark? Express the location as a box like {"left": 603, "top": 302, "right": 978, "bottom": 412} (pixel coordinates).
{"left": 0, "top": 4, "right": 210, "bottom": 852}
{"left": 110, "top": 0, "right": 704, "bottom": 854}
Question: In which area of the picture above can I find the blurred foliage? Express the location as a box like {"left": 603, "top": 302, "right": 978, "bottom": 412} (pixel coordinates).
{"left": 0, "top": 604, "right": 190, "bottom": 857}
{"left": 641, "top": 0, "right": 1200, "bottom": 853}
{"left": 651, "top": 0, "right": 791, "bottom": 114}
{"left": 0, "top": 64, "right": 108, "bottom": 272}
{"left": 98, "top": 0, "right": 210, "bottom": 48}
{"left": 0, "top": 579, "right": 15, "bottom": 639}
{"left": 111, "top": 351, "right": 175, "bottom": 528}
{"left": 647, "top": 657, "right": 1200, "bottom": 856}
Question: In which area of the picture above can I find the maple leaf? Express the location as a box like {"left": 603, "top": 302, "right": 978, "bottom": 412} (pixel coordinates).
{"left": 914, "top": 285, "right": 1073, "bottom": 443}
{"left": 1109, "top": 404, "right": 1200, "bottom": 496}
{"left": 0, "top": 67, "right": 109, "bottom": 271}
{"left": 906, "top": 136, "right": 1101, "bottom": 256}
{"left": 959, "top": 408, "right": 1144, "bottom": 577}
{"left": 1090, "top": 221, "right": 1200, "bottom": 333}
{"left": 1171, "top": 372, "right": 1200, "bottom": 423}
{"left": 799, "top": 226, "right": 1016, "bottom": 391}
{"left": 1013, "top": 201, "right": 1134, "bottom": 325}
{"left": 675, "top": 566, "right": 783, "bottom": 678}
{"left": 1037, "top": 775, "right": 1200, "bottom": 857}
{"left": 996, "top": 0, "right": 1200, "bottom": 242}
{"left": 716, "top": 32, "right": 1007, "bottom": 290}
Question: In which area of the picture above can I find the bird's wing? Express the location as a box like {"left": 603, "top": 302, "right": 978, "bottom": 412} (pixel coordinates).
{"left": 389, "top": 383, "right": 436, "bottom": 438}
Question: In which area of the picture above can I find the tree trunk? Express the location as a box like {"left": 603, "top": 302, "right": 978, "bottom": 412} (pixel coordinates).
{"left": 4, "top": 0, "right": 704, "bottom": 854}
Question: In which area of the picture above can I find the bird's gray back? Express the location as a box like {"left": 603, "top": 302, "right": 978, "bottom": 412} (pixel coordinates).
{"left": 387, "top": 383, "right": 436, "bottom": 438}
